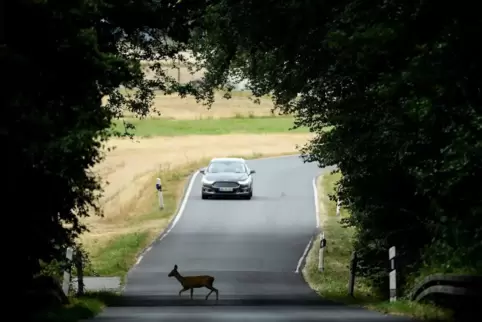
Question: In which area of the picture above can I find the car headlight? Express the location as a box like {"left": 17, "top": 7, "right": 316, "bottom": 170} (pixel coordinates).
{"left": 238, "top": 177, "right": 251, "bottom": 185}
{"left": 202, "top": 177, "right": 214, "bottom": 185}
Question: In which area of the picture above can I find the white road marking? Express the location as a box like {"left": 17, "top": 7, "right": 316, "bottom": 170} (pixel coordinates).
{"left": 294, "top": 174, "right": 322, "bottom": 274}
{"left": 295, "top": 237, "right": 313, "bottom": 274}
{"left": 158, "top": 171, "right": 200, "bottom": 242}
{"left": 135, "top": 255, "right": 144, "bottom": 266}
{"left": 133, "top": 171, "right": 199, "bottom": 267}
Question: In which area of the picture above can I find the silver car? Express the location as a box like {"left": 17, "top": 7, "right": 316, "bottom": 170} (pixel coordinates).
{"left": 199, "top": 157, "right": 256, "bottom": 200}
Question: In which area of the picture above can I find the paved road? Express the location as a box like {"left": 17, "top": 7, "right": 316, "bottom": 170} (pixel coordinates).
{"left": 90, "top": 155, "right": 412, "bottom": 321}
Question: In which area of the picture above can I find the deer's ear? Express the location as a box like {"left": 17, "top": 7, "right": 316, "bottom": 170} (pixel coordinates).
{"left": 174, "top": 264, "right": 178, "bottom": 269}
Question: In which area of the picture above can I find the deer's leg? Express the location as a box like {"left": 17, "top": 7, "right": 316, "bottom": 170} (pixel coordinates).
{"left": 179, "top": 287, "right": 189, "bottom": 297}
{"left": 205, "top": 285, "right": 218, "bottom": 300}
{"left": 190, "top": 288, "right": 194, "bottom": 300}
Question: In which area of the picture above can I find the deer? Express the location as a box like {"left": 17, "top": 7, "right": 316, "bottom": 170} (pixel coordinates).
{"left": 168, "top": 264, "right": 219, "bottom": 300}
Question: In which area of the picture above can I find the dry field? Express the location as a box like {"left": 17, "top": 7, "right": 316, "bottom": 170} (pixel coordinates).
{"left": 120, "top": 63, "right": 278, "bottom": 120}
{"left": 121, "top": 90, "right": 277, "bottom": 120}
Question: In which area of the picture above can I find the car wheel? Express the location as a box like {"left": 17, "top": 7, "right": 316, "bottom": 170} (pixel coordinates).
{"left": 244, "top": 191, "right": 252, "bottom": 200}
{"left": 202, "top": 193, "right": 208, "bottom": 200}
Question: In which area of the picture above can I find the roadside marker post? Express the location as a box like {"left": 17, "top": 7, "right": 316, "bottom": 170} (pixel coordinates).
{"left": 389, "top": 246, "right": 397, "bottom": 302}
{"left": 156, "top": 178, "right": 164, "bottom": 209}
{"left": 318, "top": 232, "right": 327, "bottom": 272}
{"left": 62, "top": 247, "right": 74, "bottom": 296}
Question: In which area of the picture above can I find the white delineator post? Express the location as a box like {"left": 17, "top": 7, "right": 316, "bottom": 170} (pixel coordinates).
{"left": 62, "top": 247, "right": 74, "bottom": 296}
{"left": 336, "top": 199, "right": 341, "bottom": 216}
{"left": 318, "top": 232, "right": 327, "bottom": 272}
{"left": 156, "top": 178, "right": 164, "bottom": 209}
{"left": 389, "top": 246, "right": 397, "bottom": 302}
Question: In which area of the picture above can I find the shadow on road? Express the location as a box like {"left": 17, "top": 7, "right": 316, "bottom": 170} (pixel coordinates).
{"left": 108, "top": 295, "right": 351, "bottom": 308}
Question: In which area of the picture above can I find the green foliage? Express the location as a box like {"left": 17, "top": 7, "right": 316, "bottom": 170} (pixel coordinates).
{"left": 4, "top": 0, "right": 204, "bottom": 294}
{"left": 185, "top": 0, "right": 482, "bottom": 297}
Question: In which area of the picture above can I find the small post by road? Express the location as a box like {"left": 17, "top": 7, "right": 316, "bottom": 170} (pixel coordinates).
{"left": 348, "top": 251, "right": 357, "bottom": 297}
{"left": 336, "top": 199, "right": 341, "bottom": 216}
{"left": 156, "top": 178, "right": 164, "bottom": 209}
{"left": 389, "top": 246, "right": 397, "bottom": 302}
{"left": 75, "top": 250, "right": 85, "bottom": 296}
{"left": 318, "top": 232, "right": 327, "bottom": 272}
{"left": 62, "top": 247, "right": 74, "bottom": 296}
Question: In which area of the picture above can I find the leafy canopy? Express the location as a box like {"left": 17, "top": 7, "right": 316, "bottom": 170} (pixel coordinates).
{"left": 5, "top": 0, "right": 204, "bottom": 286}
{"left": 185, "top": 0, "right": 482, "bottom": 293}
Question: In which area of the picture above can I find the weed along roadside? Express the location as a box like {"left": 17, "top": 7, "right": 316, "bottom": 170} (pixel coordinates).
{"left": 302, "top": 172, "right": 453, "bottom": 322}
{"left": 31, "top": 291, "right": 121, "bottom": 322}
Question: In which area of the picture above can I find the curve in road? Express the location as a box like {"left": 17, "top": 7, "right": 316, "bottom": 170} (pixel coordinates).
{"left": 90, "top": 155, "right": 412, "bottom": 321}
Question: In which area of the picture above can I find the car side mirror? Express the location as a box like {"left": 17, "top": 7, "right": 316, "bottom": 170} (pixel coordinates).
{"left": 199, "top": 168, "right": 206, "bottom": 175}
{"left": 250, "top": 170, "right": 256, "bottom": 174}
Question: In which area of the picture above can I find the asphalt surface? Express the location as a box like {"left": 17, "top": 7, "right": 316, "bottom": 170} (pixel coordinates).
{"left": 90, "top": 155, "right": 413, "bottom": 321}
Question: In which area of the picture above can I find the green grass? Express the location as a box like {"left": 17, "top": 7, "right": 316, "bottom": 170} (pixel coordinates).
{"left": 31, "top": 291, "right": 121, "bottom": 322}
{"left": 112, "top": 116, "right": 308, "bottom": 137}
{"left": 302, "top": 172, "right": 453, "bottom": 322}
{"left": 88, "top": 232, "right": 150, "bottom": 277}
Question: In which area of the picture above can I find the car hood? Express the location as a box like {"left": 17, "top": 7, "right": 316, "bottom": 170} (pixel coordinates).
{"left": 204, "top": 173, "right": 248, "bottom": 182}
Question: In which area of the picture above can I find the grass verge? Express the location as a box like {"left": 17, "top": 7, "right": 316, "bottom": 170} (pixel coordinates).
{"left": 31, "top": 291, "right": 121, "bottom": 322}
{"left": 86, "top": 151, "right": 296, "bottom": 278}
{"left": 302, "top": 172, "right": 453, "bottom": 322}
{"left": 112, "top": 115, "right": 308, "bottom": 137}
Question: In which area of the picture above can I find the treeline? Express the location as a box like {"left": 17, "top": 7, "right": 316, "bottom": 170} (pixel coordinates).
{"left": 6, "top": 0, "right": 200, "bottom": 297}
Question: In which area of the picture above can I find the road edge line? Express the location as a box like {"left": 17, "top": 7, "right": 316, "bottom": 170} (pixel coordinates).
{"left": 295, "top": 237, "right": 314, "bottom": 274}
{"left": 127, "top": 170, "right": 199, "bottom": 272}
{"left": 294, "top": 173, "right": 323, "bottom": 274}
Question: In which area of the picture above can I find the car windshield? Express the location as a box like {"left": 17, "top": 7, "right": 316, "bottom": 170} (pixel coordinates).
{"left": 207, "top": 161, "right": 246, "bottom": 174}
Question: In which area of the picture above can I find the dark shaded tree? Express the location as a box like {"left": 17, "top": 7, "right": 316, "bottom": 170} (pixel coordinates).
{"left": 185, "top": 0, "right": 482, "bottom": 295}
{"left": 3, "top": 0, "right": 205, "bottom": 293}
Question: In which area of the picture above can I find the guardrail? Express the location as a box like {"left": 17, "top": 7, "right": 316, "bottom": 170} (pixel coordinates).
{"left": 408, "top": 273, "right": 482, "bottom": 313}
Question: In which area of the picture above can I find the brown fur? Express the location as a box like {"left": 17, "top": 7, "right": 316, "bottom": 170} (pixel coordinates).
{"left": 168, "top": 264, "right": 219, "bottom": 300}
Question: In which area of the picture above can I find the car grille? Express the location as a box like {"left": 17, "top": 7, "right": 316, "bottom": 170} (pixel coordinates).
{"left": 213, "top": 182, "right": 239, "bottom": 188}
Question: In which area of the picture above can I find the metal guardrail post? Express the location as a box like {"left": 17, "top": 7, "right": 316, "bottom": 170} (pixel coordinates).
{"left": 75, "top": 250, "right": 85, "bottom": 296}
{"left": 348, "top": 251, "right": 357, "bottom": 297}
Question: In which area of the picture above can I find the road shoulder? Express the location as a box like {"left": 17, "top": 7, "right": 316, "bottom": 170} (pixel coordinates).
{"left": 301, "top": 172, "right": 453, "bottom": 322}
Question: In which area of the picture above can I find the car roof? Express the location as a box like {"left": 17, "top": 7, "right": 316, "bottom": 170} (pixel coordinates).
{"left": 210, "top": 157, "right": 246, "bottom": 163}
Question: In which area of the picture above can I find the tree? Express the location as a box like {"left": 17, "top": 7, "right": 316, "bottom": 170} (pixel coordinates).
{"left": 185, "top": 0, "right": 482, "bottom": 294}
{"left": 4, "top": 0, "right": 204, "bottom": 291}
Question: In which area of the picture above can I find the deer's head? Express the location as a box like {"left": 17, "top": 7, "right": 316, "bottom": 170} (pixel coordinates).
{"left": 168, "top": 264, "right": 178, "bottom": 277}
